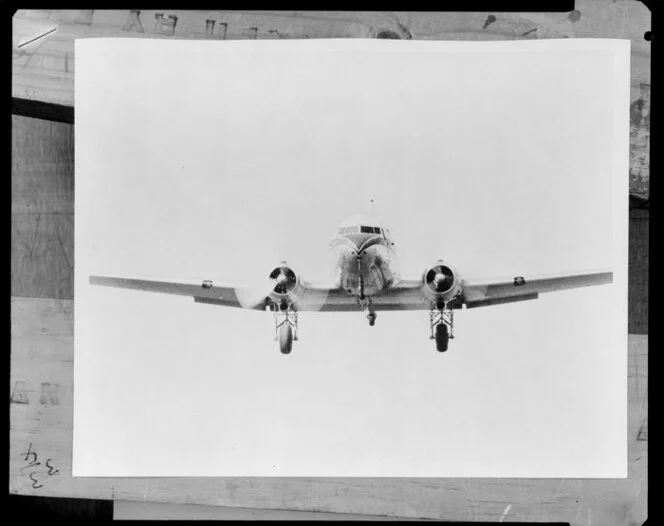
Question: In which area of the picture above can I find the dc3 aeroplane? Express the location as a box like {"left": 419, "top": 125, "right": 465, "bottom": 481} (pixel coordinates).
{"left": 90, "top": 213, "right": 612, "bottom": 355}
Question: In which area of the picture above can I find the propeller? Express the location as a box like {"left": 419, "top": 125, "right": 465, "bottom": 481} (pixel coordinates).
{"left": 234, "top": 263, "right": 298, "bottom": 310}
{"left": 269, "top": 266, "right": 297, "bottom": 295}
{"left": 233, "top": 274, "right": 277, "bottom": 310}
{"left": 426, "top": 265, "right": 454, "bottom": 293}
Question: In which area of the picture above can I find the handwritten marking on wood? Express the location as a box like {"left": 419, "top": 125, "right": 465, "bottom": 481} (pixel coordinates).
{"left": 243, "top": 26, "right": 258, "bottom": 39}
{"left": 568, "top": 10, "right": 582, "bottom": 23}
{"left": 390, "top": 17, "right": 412, "bottom": 39}
{"left": 637, "top": 420, "right": 648, "bottom": 441}
{"left": 267, "top": 29, "right": 290, "bottom": 39}
{"left": 205, "top": 19, "right": 215, "bottom": 37}
{"left": 155, "top": 13, "right": 178, "bottom": 36}
{"left": 20, "top": 442, "right": 60, "bottom": 490}
{"left": 11, "top": 381, "right": 30, "bottom": 404}
{"left": 206, "top": 20, "right": 228, "bottom": 40}
{"left": 376, "top": 30, "right": 401, "bottom": 39}
{"left": 29, "top": 473, "right": 43, "bottom": 489}
{"left": 122, "top": 10, "right": 144, "bottom": 33}
{"left": 39, "top": 382, "right": 60, "bottom": 406}
{"left": 45, "top": 459, "right": 60, "bottom": 476}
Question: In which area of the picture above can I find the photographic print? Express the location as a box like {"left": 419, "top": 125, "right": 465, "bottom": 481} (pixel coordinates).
{"left": 74, "top": 38, "right": 629, "bottom": 477}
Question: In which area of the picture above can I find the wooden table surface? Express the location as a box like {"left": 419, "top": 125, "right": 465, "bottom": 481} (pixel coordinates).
{"left": 11, "top": 6, "right": 649, "bottom": 524}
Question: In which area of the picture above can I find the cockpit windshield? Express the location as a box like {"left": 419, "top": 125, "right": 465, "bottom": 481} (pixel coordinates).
{"left": 338, "top": 226, "right": 383, "bottom": 235}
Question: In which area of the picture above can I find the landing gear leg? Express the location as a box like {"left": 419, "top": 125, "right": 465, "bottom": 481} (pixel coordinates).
{"left": 274, "top": 309, "right": 298, "bottom": 354}
{"left": 360, "top": 294, "right": 376, "bottom": 326}
{"left": 429, "top": 307, "right": 454, "bottom": 352}
{"left": 357, "top": 256, "right": 366, "bottom": 301}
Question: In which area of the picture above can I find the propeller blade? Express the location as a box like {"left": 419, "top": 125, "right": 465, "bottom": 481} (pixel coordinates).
{"left": 234, "top": 275, "right": 276, "bottom": 309}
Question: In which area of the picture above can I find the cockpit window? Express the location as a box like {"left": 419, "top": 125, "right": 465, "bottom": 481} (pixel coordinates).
{"left": 360, "top": 226, "right": 382, "bottom": 234}
{"left": 340, "top": 225, "right": 385, "bottom": 235}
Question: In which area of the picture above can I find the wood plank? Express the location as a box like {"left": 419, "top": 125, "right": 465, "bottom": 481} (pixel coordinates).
{"left": 11, "top": 115, "right": 74, "bottom": 300}
{"left": 12, "top": 5, "right": 651, "bottom": 196}
{"left": 10, "top": 297, "right": 647, "bottom": 524}
{"left": 113, "top": 500, "right": 425, "bottom": 520}
{"left": 628, "top": 208, "right": 648, "bottom": 334}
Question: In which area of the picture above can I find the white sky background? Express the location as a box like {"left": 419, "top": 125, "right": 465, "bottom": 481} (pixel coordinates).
{"left": 74, "top": 39, "right": 629, "bottom": 477}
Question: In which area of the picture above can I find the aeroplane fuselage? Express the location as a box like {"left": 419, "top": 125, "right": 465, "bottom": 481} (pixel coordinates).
{"left": 329, "top": 215, "right": 400, "bottom": 299}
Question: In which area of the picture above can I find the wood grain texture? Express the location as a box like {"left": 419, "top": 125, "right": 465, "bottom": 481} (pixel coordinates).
{"left": 10, "top": 297, "right": 647, "bottom": 524}
{"left": 11, "top": 116, "right": 74, "bottom": 300}
{"left": 628, "top": 208, "right": 648, "bottom": 334}
{"left": 12, "top": 4, "right": 651, "bottom": 196}
{"left": 113, "top": 500, "right": 425, "bottom": 520}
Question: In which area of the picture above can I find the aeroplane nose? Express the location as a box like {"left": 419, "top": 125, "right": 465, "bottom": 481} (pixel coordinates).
{"left": 344, "top": 234, "right": 366, "bottom": 254}
{"left": 342, "top": 233, "right": 386, "bottom": 256}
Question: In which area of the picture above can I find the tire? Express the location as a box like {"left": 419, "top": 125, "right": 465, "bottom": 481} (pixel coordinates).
{"left": 435, "top": 324, "right": 449, "bottom": 352}
{"left": 279, "top": 323, "right": 293, "bottom": 354}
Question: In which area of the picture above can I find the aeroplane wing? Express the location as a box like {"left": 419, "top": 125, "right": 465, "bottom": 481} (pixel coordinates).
{"left": 297, "top": 270, "right": 613, "bottom": 312}
{"left": 89, "top": 275, "right": 270, "bottom": 310}
{"left": 90, "top": 270, "right": 612, "bottom": 313}
{"left": 460, "top": 270, "right": 613, "bottom": 309}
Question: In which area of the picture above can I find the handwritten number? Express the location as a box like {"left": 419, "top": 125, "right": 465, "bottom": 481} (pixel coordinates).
{"left": 22, "top": 442, "right": 38, "bottom": 464}
{"left": 45, "top": 459, "right": 59, "bottom": 476}
{"left": 21, "top": 443, "right": 58, "bottom": 487}
{"left": 29, "top": 472, "right": 43, "bottom": 489}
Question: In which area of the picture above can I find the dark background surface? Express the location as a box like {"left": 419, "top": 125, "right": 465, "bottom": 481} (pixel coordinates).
{"left": 7, "top": 495, "right": 113, "bottom": 520}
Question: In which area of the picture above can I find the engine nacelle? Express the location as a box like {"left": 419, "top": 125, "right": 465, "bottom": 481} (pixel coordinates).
{"left": 421, "top": 260, "right": 463, "bottom": 307}
{"left": 268, "top": 262, "right": 300, "bottom": 307}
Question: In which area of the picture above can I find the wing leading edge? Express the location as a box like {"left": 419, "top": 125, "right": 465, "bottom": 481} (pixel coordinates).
{"left": 89, "top": 275, "right": 267, "bottom": 310}
{"left": 89, "top": 270, "right": 612, "bottom": 313}
{"left": 460, "top": 270, "right": 613, "bottom": 309}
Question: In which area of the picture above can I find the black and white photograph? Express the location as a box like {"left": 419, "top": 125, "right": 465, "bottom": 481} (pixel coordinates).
{"left": 71, "top": 37, "right": 629, "bottom": 478}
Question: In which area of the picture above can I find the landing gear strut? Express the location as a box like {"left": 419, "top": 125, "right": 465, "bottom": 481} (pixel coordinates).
{"left": 429, "top": 307, "right": 454, "bottom": 352}
{"left": 357, "top": 256, "right": 366, "bottom": 301}
{"left": 274, "top": 309, "right": 298, "bottom": 354}
{"left": 359, "top": 292, "right": 376, "bottom": 327}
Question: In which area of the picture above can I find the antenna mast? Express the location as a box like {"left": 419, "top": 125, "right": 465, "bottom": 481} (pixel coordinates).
{"left": 370, "top": 198, "right": 374, "bottom": 216}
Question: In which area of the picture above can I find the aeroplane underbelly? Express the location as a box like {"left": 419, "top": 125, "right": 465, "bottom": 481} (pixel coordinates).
{"left": 336, "top": 244, "right": 395, "bottom": 296}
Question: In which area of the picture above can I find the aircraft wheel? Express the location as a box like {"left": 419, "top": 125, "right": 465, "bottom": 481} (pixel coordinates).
{"left": 368, "top": 313, "right": 376, "bottom": 326}
{"left": 279, "top": 323, "right": 293, "bottom": 354}
{"left": 435, "top": 324, "right": 449, "bottom": 353}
